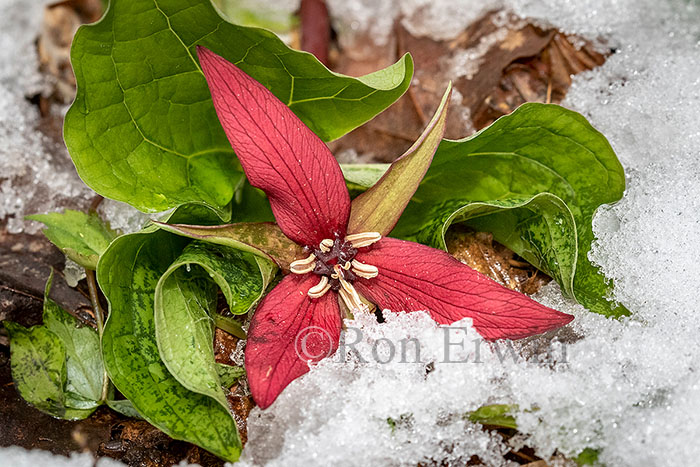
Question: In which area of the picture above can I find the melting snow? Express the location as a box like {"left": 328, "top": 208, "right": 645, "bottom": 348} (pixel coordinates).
{"left": 0, "top": 0, "right": 92, "bottom": 233}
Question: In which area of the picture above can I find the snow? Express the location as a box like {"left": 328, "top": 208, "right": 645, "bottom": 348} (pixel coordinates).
{"left": 3, "top": 0, "right": 700, "bottom": 465}
{"left": 0, "top": 446, "right": 124, "bottom": 467}
{"left": 0, "top": 0, "right": 160, "bottom": 236}
{"left": 0, "top": 0, "right": 93, "bottom": 234}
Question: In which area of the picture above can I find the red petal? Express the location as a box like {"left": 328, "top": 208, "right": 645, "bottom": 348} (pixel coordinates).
{"left": 354, "top": 238, "right": 573, "bottom": 340}
{"left": 245, "top": 273, "right": 341, "bottom": 408}
{"left": 197, "top": 47, "right": 350, "bottom": 247}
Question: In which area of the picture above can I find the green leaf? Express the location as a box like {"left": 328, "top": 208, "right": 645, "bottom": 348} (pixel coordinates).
{"left": 348, "top": 84, "right": 452, "bottom": 235}
{"left": 212, "top": 0, "right": 297, "bottom": 33}
{"left": 155, "top": 265, "right": 226, "bottom": 408}
{"left": 167, "top": 241, "right": 273, "bottom": 315}
{"left": 154, "top": 241, "right": 271, "bottom": 410}
{"left": 98, "top": 207, "right": 243, "bottom": 461}
{"left": 468, "top": 404, "right": 518, "bottom": 430}
{"left": 414, "top": 194, "right": 578, "bottom": 298}
{"left": 216, "top": 363, "right": 245, "bottom": 388}
{"left": 43, "top": 276, "right": 105, "bottom": 409}
{"left": 4, "top": 273, "right": 106, "bottom": 420}
{"left": 157, "top": 222, "right": 303, "bottom": 272}
{"left": 26, "top": 210, "right": 117, "bottom": 269}
{"left": 341, "top": 163, "right": 390, "bottom": 196}
{"left": 4, "top": 322, "right": 93, "bottom": 420}
{"left": 575, "top": 448, "right": 600, "bottom": 465}
{"left": 107, "top": 399, "right": 144, "bottom": 419}
{"left": 65, "top": 0, "right": 413, "bottom": 213}
{"left": 394, "top": 104, "right": 627, "bottom": 317}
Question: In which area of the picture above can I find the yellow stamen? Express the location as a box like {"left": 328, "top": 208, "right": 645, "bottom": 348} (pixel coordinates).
{"left": 345, "top": 231, "right": 382, "bottom": 248}
{"left": 319, "top": 238, "right": 334, "bottom": 253}
{"left": 290, "top": 253, "right": 316, "bottom": 275}
{"left": 308, "top": 276, "right": 331, "bottom": 298}
{"left": 351, "top": 259, "right": 379, "bottom": 279}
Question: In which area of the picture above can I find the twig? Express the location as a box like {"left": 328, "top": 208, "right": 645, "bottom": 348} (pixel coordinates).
{"left": 86, "top": 269, "right": 109, "bottom": 402}
{"left": 299, "top": 0, "right": 330, "bottom": 66}
{"left": 88, "top": 195, "right": 104, "bottom": 214}
{"left": 395, "top": 21, "right": 428, "bottom": 126}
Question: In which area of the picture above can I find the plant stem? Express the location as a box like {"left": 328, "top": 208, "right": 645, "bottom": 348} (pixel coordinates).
{"left": 213, "top": 315, "right": 247, "bottom": 340}
{"left": 86, "top": 269, "right": 110, "bottom": 402}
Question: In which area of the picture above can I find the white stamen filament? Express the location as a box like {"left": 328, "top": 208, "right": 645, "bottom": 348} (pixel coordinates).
{"left": 308, "top": 276, "right": 331, "bottom": 298}
{"left": 337, "top": 278, "right": 367, "bottom": 313}
{"left": 319, "top": 238, "right": 334, "bottom": 253}
{"left": 290, "top": 253, "right": 316, "bottom": 275}
{"left": 351, "top": 259, "right": 379, "bottom": 279}
{"left": 345, "top": 231, "right": 382, "bottom": 248}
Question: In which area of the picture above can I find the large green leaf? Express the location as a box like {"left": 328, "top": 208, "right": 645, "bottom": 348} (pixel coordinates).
{"left": 65, "top": 0, "right": 413, "bottom": 213}
{"left": 26, "top": 210, "right": 117, "bottom": 269}
{"left": 154, "top": 241, "right": 272, "bottom": 410}
{"left": 99, "top": 225, "right": 241, "bottom": 461}
{"left": 392, "top": 104, "right": 626, "bottom": 317}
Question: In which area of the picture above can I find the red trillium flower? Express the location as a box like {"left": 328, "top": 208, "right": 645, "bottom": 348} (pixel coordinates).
{"left": 196, "top": 47, "right": 574, "bottom": 409}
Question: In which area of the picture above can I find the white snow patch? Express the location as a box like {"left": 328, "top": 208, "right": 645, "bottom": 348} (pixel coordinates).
{"left": 0, "top": 446, "right": 124, "bottom": 467}
{"left": 0, "top": 0, "right": 93, "bottom": 233}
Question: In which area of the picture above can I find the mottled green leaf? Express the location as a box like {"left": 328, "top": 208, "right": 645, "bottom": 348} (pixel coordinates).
{"left": 4, "top": 322, "right": 93, "bottom": 420}
{"left": 170, "top": 241, "right": 273, "bottom": 314}
{"left": 107, "top": 399, "right": 143, "bottom": 419}
{"left": 26, "top": 210, "right": 117, "bottom": 269}
{"left": 216, "top": 363, "right": 245, "bottom": 388}
{"left": 99, "top": 223, "right": 241, "bottom": 460}
{"left": 393, "top": 104, "right": 626, "bottom": 317}
{"left": 348, "top": 84, "right": 451, "bottom": 235}
{"left": 4, "top": 273, "right": 106, "bottom": 420}
{"left": 154, "top": 241, "right": 271, "bottom": 410}
{"left": 155, "top": 265, "right": 225, "bottom": 407}
{"left": 65, "top": 0, "right": 413, "bottom": 213}
{"left": 43, "top": 275, "right": 105, "bottom": 409}
{"left": 413, "top": 194, "right": 578, "bottom": 298}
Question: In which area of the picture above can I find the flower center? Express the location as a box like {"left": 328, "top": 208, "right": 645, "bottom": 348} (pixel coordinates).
{"left": 312, "top": 237, "right": 357, "bottom": 289}
{"left": 289, "top": 232, "right": 381, "bottom": 313}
